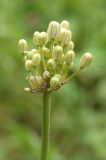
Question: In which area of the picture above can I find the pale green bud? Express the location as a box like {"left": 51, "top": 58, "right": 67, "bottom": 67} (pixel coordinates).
{"left": 50, "top": 74, "right": 61, "bottom": 88}
{"left": 33, "top": 31, "right": 39, "bottom": 44}
{"left": 80, "top": 52, "right": 92, "bottom": 69}
{"left": 47, "top": 59, "right": 56, "bottom": 71}
{"left": 24, "top": 87, "right": 30, "bottom": 92}
{"left": 43, "top": 71, "right": 50, "bottom": 80}
{"left": 54, "top": 74, "right": 61, "bottom": 79}
{"left": 25, "top": 60, "right": 33, "bottom": 71}
{"left": 26, "top": 51, "right": 34, "bottom": 59}
{"left": 32, "top": 53, "right": 41, "bottom": 66}
{"left": 42, "top": 47, "right": 50, "bottom": 58}
{"left": 52, "top": 46, "right": 63, "bottom": 61}
{"left": 33, "top": 31, "right": 48, "bottom": 46}
{"left": 26, "top": 49, "right": 38, "bottom": 59}
{"left": 58, "top": 28, "right": 72, "bottom": 45}
{"left": 18, "top": 39, "right": 27, "bottom": 52}
{"left": 29, "top": 76, "right": 36, "bottom": 87}
{"left": 35, "top": 75, "right": 42, "bottom": 85}
{"left": 65, "top": 50, "right": 75, "bottom": 64}
{"left": 47, "top": 21, "right": 60, "bottom": 39}
{"left": 31, "top": 49, "right": 38, "bottom": 54}
{"left": 68, "top": 41, "right": 74, "bottom": 50}
{"left": 60, "top": 20, "right": 70, "bottom": 29}
{"left": 60, "top": 54, "right": 65, "bottom": 64}
{"left": 38, "top": 32, "right": 48, "bottom": 46}
{"left": 29, "top": 75, "right": 42, "bottom": 87}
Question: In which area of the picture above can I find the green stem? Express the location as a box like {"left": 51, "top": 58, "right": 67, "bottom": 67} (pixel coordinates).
{"left": 40, "top": 92, "right": 51, "bottom": 160}
{"left": 64, "top": 68, "right": 82, "bottom": 84}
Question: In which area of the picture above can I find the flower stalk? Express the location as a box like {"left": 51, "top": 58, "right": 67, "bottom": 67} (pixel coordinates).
{"left": 18, "top": 20, "right": 93, "bottom": 160}
{"left": 41, "top": 92, "right": 51, "bottom": 160}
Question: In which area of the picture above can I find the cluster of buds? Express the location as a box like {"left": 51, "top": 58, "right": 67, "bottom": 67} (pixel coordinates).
{"left": 18, "top": 20, "right": 92, "bottom": 93}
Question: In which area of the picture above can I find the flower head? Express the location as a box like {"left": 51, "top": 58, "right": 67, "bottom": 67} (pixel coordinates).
{"left": 18, "top": 20, "right": 93, "bottom": 93}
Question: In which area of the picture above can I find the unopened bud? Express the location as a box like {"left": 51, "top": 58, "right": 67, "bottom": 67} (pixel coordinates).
{"left": 80, "top": 52, "right": 92, "bottom": 69}
{"left": 42, "top": 47, "right": 50, "bottom": 58}
{"left": 31, "top": 49, "right": 38, "bottom": 54}
{"left": 32, "top": 53, "right": 41, "bottom": 66}
{"left": 50, "top": 74, "right": 61, "bottom": 88}
{"left": 29, "top": 76, "right": 36, "bottom": 87}
{"left": 47, "top": 59, "right": 56, "bottom": 71}
{"left": 58, "top": 28, "right": 72, "bottom": 45}
{"left": 36, "top": 32, "right": 48, "bottom": 46}
{"left": 60, "top": 54, "right": 65, "bottom": 64}
{"left": 65, "top": 50, "right": 75, "bottom": 64}
{"left": 33, "top": 31, "right": 39, "bottom": 45}
{"left": 60, "top": 20, "right": 70, "bottom": 29}
{"left": 24, "top": 87, "right": 30, "bottom": 92}
{"left": 43, "top": 71, "right": 50, "bottom": 80}
{"left": 18, "top": 39, "right": 27, "bottom": 52}
{"left": 68, "top": 41, "right": 74, "bottom": 50}
{"left": 25, "top": 60, "right": 33, "bottom": 71}
{"left": 35, "top": 75, "right": 42, "bottom": 85}
{"left": 54, "top": 74, "right": 61, "bottom": 79}
{"left": 26, "top": 51, "right": 34, "bottom": 60}
{"left": 47, "top": 21, "right": 60, "bottom": 39}
{"left": 52, "top": 46, "right": 63, "bottom": 61}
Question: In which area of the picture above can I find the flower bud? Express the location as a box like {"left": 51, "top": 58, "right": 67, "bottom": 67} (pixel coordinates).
{"left": 18, "top": 39, "right": 27, "bottom": 52}
{"left": 60, "top": 54, "right": 65, "bottom": 64}
{"left": 42, "top": 47, "right": 50, "bottom": 58}
{"left": 80, "top": 52, "right": 92, "bottom": 69}
{"left": 58, "top": 28, "right": 72, "bottom": 45}
{"left": 43, "top": 71, "right": 50, "bottom": 80}
{"left": 26, "top": 51, "right": 34, "bottom": 60}
{"left": 47, "top": 59, "right": 56, "bottom": 71}
{"left": 65, "top": 50, "right": 75, "bottom": 64}
{"left": 50, "top": 74, "right": 61, "bottom": 88}
{"left": 24, "top": 87, "right": 30, "bottom": 92}
{"left": 25, "top": 60, "right": 33, "bottom": 71}
{"left": 47, "top": 21, "right": 60, "bottom": 39}
{"left": 33, "top": 31, "right": 39, "bottom": 44}
{"left": 52, "top": 46, "right": 63, "bottom": 61}
{"left": 32, "top": 53, "right": 41, "bottom": 66}
{"left": 31, "top": 49, "right": 38, "bottom": 54}
{"left": 35, "top": 75, "right": 42, "bottom": 85}
{"left": 33, "top": 31, "right": 48, "bottom": 46}
{"left": 54, "top": 74, "right": 61, "bottom": 79}
{"left": 29, "top": 76, "right": 36, "bottom": 87}
{"left": 68, "top": 41, "right": 74, "bottom": 50}
{"left": 60, "top": 20, "right": 70, "bottom": 29}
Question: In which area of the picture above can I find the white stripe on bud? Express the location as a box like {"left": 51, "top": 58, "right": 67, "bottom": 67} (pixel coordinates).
{"left": 33, "top": 32, "right": 48, "bottom": 46}
{"left": 35, "top": 75, "right": 42, "bottom": 85}
{"left": 60, "top": 20, "right": 70, "bottom": 29}
{"left": 18, "top": 39, "right": 27, "bottom": 52}
{"left": 47, "top": 21, "right": 60, "bottom": 39}
{"left": 52, "top": 45, "right": 63, "bottom": 61}
{"left": 58, "top": 28, "right": 72, "bottom": 45}
{"left": 32, "top": 53, "right": 41, "bottom": 66}
{"left": 65, "top": 50, "right": 75, "bottom": 64}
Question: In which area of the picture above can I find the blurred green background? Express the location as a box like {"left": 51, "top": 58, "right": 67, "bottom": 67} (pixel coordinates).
{"left": 0, "top": 0, "right": 106, "bottom": 160}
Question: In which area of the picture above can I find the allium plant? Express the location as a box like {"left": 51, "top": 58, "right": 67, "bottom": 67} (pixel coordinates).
{"left": 18, "top": 20, "right": 92, "bottom": 160}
